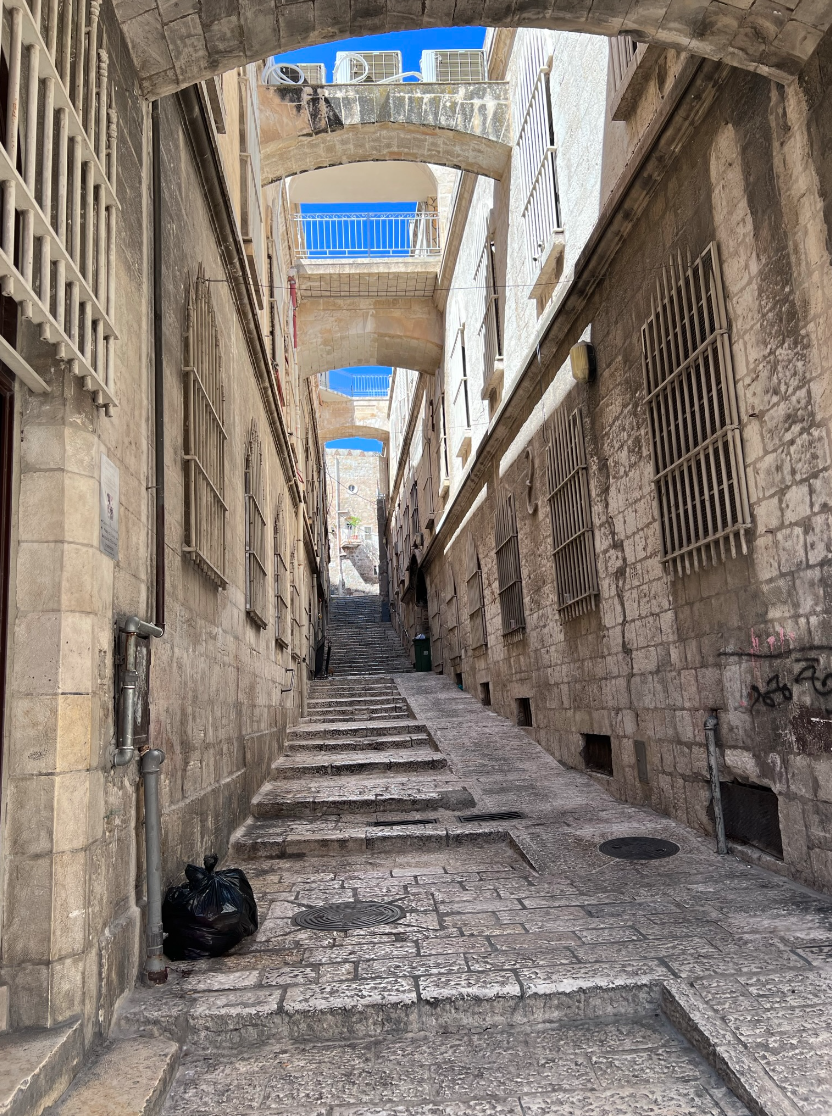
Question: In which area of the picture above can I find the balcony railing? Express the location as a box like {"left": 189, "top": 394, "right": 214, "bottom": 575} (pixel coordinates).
{"left": 293, "top": 211, "right": 440, "bottom": 261}
{"left": 322, "top": 371, "right": 390, "bottom": 397}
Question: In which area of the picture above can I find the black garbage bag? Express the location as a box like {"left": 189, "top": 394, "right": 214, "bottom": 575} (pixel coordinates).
{"left": 162, "top": 854, "right": 258, "bottom": 960}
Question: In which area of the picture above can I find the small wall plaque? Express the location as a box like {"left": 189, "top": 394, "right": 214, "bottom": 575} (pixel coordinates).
{"left": 100, "top": 453, "right": 119, "bottom": 561}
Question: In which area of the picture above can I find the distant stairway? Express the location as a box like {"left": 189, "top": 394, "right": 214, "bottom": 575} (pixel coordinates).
{"left": 327, "top": 593, "right": 412, "bottom": 676}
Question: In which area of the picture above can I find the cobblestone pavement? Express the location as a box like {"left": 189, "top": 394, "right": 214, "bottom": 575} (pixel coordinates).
{"left": 123, "top": 670, "right": 832, "bottom": 1115}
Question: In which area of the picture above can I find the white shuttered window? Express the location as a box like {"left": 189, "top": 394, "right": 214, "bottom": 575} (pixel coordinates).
{"left": 514, "top": 37, "right": 562, "bottom": 275}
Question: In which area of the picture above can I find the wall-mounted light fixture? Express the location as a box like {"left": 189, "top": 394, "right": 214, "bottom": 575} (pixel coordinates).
{"left": 570, "top": 341, "right": 596, "bottom": 384}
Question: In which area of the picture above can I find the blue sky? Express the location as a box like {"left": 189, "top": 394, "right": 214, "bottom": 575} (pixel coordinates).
{"left": 327, "top": 437, "right": 384, "bottom": 452}
{"left": 273, "top": 28, "right": 487, "bottom": 83}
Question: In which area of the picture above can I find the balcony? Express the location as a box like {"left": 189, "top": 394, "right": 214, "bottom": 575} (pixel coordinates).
{"left": 292, "top": 210, "right": 442, "bottom": 301}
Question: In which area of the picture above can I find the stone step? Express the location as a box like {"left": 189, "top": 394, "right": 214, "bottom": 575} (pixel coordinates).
{"left": 229, "top": 809, "right": 512, "bottom": 860}
{"left": 48, "top": 1038, "right": 179, "bottom": 1116}
{"left": 250, "top": 776, "right": 475, "bottom": 818}
{"left": 288, "top": 719, "right": 426, "bottom": 743}
{"left": 271, "top": 749, "right": 448, "bottom": 779}
{"left": 302, "top": 703, "right": 409, "bottom": 719}
{"left": 285, "top": 731, "right": 433, "bottom": 755}
{"left": 0, "top": 1020, "right": 83, "bottom": 1116}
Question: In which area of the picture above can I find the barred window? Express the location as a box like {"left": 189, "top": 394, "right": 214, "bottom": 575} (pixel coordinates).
{"left": 474, "top": 231, "right": 502, "bottom": 388}
{"left": 514, "top": 36, "right": 561, "bottom": 275}
{"left": 642, "top": 243, "right": 751, "bottom": 576}
{"left": 290, "top": 546, "right": 301, "bottom": 658}
{"left": 183, "top": 269, "right": 227, "bottom": 587}
{"left": 411, "top": 480, "right": 420, "bottom": 538}
{"left": 494, "top": 491, "right": 525, "bottom": 639}
{"left": 445, "top": 571, "right": 461, "bottom": 659}
{"left": 245, "top": 423, "right": 268, "bottom": 627}
{"left": 546, "top": 406, "right": 599, "bottom": 621}
{"left": 274, "top": 496, "right": 289, "bottom": 646}
{"left": 466, "top": 534, "right": 488, "bottom": 650}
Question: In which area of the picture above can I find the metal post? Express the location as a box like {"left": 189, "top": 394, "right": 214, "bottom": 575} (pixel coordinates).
{"left": 140, "top": 748, "right": 168, "bottom": 983}
{"left": 705, "top": 712, "right": 728, "bottom": 855}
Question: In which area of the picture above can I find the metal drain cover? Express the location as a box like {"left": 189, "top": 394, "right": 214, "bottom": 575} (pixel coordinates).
{"left": 599, "top": 836, "right": 680, "bottom": 860}
{"left": 458, "top": 810, "right": 526, "bottom": 822}
{"left": 291, "top": 900, "right": 406, "bottom": 931}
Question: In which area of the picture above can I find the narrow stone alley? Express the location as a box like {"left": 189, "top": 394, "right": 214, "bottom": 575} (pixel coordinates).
{"left": 74, "top": 594, "right": 832, "bottom": 1116}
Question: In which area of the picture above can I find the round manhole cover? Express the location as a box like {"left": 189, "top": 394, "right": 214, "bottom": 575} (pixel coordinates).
{"left": 599, "top": 836, "right": 680, "bottom": 860}
{"left": 291, "top": 900, "right": 406, "bottom": 931}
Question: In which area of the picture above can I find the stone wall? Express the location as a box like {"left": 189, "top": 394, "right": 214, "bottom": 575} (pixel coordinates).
{"left": 327, "top": 449, "right": 382, "bottom": 594}
{"left": 0, "top": 21, "right": 322, "bottom": 1040}
{"left": 390, "top": 39, "right": 832, "bottom": 895}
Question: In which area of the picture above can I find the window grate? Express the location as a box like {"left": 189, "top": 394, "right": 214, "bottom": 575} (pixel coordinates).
{"left": 610, "top": 35, "right": 641, "bottom": 91}
{"left": 494, "top": 490, "right": 525, "bottom": 640}
{"left": 546, "top": 405, "right": 599, "bottom": 621}
{"left": 290, "top": 545, "right": 301, "bottom": 659}
{"left": 429, "top": 580, "right": 443, "bottom": 668}
{"left": 514, "top": 37, "right": 562, "bottom": 277}
{"left": 466, "top": 534, "right": 488, "bottom": 650}
{"left": 245, "top": 422, "right": 268, "bottom": 628}
{"left": 641, "top": 242, "right": 751, "bottom": 576}
{"left": 183, "top": 267, "right": 227, "bottom": 588}
{"left": 274, "top": 495, "right": 289, "bottom": 646}
{"left": 451, "top": 326, "right": 471, "bottom": 436}
{"left": 474, "top": 231, "right": 502, "bottom": 389}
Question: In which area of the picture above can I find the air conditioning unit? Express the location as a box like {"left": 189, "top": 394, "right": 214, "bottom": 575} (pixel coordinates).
{"left": 333, "top": 51, "right": 403, "bottom": 84}
{"left": 262, "top": 60, "right": 326, "bottom": 85}
{"left": 420, "top": 49, "right": 487, "bottom": 82}
{"left": 297, "top": 63, "right": 326, "bottom": 85}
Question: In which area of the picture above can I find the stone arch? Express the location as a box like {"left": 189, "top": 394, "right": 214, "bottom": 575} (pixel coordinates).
{"left": 126, "top": 7, "right": 823, "bottom": 98}
{"left": 259, "top": 85, "right": 512, "bottom": 183}
{"left": 323, "top": 424, "right": 389, "bottom": 444}
{"left": 297, "top": 303, "right": 442, "bottom": 380}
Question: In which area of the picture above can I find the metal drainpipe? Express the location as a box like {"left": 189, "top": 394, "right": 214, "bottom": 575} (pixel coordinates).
{"left": 152, "top": 98, "right": 166, "bottom": 635}
{"left": 705, "top": 712, "right": 728, "bottom": 855}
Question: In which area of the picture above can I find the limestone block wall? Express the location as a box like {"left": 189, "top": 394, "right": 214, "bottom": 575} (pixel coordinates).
{"left": 420, "top": 56, "right": 832, "bottom": 896}
{"left": 0, "top": 17, "right": 319, "bottom": 1039}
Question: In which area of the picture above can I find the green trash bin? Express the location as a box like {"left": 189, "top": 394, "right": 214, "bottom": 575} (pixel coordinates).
{"left": 413, "top": 637, "right": 432, "bottom": 672}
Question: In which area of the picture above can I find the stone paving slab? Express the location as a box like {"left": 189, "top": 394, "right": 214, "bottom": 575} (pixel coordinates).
{"left": 271, "top": 750, "right": 449, "bottom": 777}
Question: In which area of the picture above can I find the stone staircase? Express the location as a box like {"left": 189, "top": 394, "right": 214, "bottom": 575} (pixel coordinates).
{"left": 326, "top": 594, "right": 412, "bottom": 675}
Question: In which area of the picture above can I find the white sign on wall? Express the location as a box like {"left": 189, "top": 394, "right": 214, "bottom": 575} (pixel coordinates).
{"left": 100, "top": 453, "right": 120, "bottom": 561}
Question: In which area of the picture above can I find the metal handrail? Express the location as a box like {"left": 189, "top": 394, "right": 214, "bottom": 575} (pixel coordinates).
{"left": 293, "top": 211, "right": 440, "bottom": 260}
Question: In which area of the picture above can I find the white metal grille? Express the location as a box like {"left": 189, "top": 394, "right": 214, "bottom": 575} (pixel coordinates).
{"left": 445, "top": 570, "right": 461, "bottom": 659}
{"left": 421, "top": 49, "right": 486, "bottom": 82}
{"left": 514, "top": 37, "right": 561, "bottom": 276}
{"left": 642, "top": 242, "right": 751, "bottom": 576}
{"left": 451, "top": 327, "right": 470, "bottom": 435}
{"left": 0, "top": 0, "right": 119, "bottom": 408}
{"left": 439, "top": 394, "right": 450, "bottom": 488}
{"left": 245, "top": 421, "right": 268, "bottom": 628}
{"left": 183, "top": 268, "right": 227, "bottom": 587}
{"left": 546, "top": 405, "right": 599, "bottom": 621}
{"left": 474, "top": 232, "right": 502, "bottom": 389}
{"left": 494, "top": 490, "right": 525, "bottom": 639}
{"left": 290, "top": 544, "right": 301, "bottom": 658}
{"left": 610, "top": 36, "right": 641, "bottom": 91}
{"left": 274, "top": 495, "right": 288, "bottom": 646}
{"left": 466, "top": 534, "right": 487, "bottom": 650}
{"left": 298, "top": 63, "right": 326, "bottom": 85}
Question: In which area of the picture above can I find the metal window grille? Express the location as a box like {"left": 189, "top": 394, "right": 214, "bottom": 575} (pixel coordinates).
{"left": 422, "top": 440, "right": 435, "bottom": 522}
{"left": 421, "top": 49, "right": 487, "bottom": 82}
{"left": 428, "top": 581, "right": 443, "bottom": 668}
{"left": 546, "top": 405, "right": 599, "bottom": 621}
{"left": 445, "top": 571, "right": 461, "bottom": 659}
{"left": 183, "top": 267, "right": 227, "bottom": 587}
{"left": 439, "top": 395, "right": 450, "bottom": 485}
{"left": 0, "top": 0, "right": 119, "bottom": 408}
{"left": 494, "top": 490, "right": 525, "bottom": 639}
{"left": 466, "top": 534, "right": 487, "bottom": 650}
{"left": 290, "top": 545, "right": 301, "bottom": 658}
{"left": 474, "top": 232, "right": 502, "bottom": 388}
{"left": 274, "top": 496, "right": 289, "bottom": 646}
{"left": 245, "top": 422, "right": 268, "bottom": 627}
{"left": 642, "top": 242, "right": 751, "bottom": 576}
{"left": 451, "top": 327, "right": 470, "bottom": 432}
{"left": 410, "top": 480, "right": 420, "bottom": 538}
{"left": 514, "top": 37, "right": 562, "bottom": 276}
{"left": 610, "top": 36, "right": 642, "bottom": 92}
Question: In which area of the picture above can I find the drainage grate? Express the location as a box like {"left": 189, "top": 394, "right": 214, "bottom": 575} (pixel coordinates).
{"left": 599, "top": 836, "right": 679, "bottom": 860}
{"left": 458, "top": 810, "right": 526, "bottom": 822}
{"left": 292, "top": 901, "right": 406, "bottom": 932}
{"left": 370, "top": 817, "right": 438, "bottom": 826}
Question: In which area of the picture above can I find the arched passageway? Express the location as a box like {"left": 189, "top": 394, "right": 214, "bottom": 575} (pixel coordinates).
{"left": 259, "top": 83, "right": 512, "bottom": 183}
{"left": 297, "top": 303, "right": 442, "bottom": 379}
{"left": 124, "top": 3, "right": 826, "bottom": 97}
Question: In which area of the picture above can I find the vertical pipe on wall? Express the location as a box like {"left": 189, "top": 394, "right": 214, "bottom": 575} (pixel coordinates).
{"left": 152, "top": 99, "right": 165, "bottom": 632}
{"left": 705, "top": 713, "right": 728, "bottom": 855}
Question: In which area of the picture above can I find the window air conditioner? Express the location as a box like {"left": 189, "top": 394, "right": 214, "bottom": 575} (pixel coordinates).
{"left": 420, "top": 49, "right": 487, "bottom": 82}
{"left": 333, "top": 51, "right": 403, "bottom": 83}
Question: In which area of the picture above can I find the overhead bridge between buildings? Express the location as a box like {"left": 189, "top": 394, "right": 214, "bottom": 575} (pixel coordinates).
{"left": 258, "top": 82, "right": 513, "bottom": 183}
